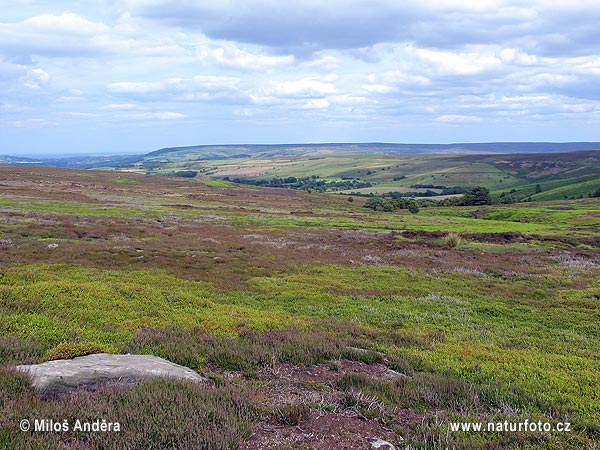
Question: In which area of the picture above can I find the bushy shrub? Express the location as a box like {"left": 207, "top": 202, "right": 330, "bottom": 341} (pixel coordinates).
{"left": 459, "top": 186, "right": 492, "bottom": 205}
{"left": 444, "top": 232, "right": 462, "bottom": 249}
{"left": 273, "top": 402, "right": 310, "bottom": 426}
{"left": 43, "top": 342, "right": 119, "bottom": 362}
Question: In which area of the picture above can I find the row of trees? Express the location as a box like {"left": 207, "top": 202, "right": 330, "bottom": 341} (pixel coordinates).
{"left": 362, "top": 186, "right": 494, "bottom": 213}
{"left": 224, "top": 176, "right": 372, "bottom": 192}
{"left": 363, "top": 197, "right": 421, "bottom": 213}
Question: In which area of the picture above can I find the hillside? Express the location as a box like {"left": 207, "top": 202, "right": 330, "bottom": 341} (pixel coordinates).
{"left": 3, "top": 143, "right": 599, "bottom": 202}
{"left": 1, "top": 164, "right": 599, "bottom": 448}
{"left": 138, "top": 150, "right": 600, "bottom": 202}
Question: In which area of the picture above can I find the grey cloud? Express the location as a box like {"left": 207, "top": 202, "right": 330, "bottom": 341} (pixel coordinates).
{"left": 122, "top": 0, "right": 600, "bottom": 58}
{"left": 121, "top": 0, "right": 422, "bottom": 54}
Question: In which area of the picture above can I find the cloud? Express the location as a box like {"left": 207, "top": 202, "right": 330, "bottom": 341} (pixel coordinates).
{"left": 435, "top": 114, "right": 482, "bottom": 123}
{"left": 3, "top": 1, "right": 600, "bottom": 151}
{"left": 0, "top": 12, "right": 190, "bottom": 59}
{"left": 107, "top": 76, "right": 241, "bottom": 101}
{"left": 102, "top": 103, "right": 138, "bottom": 110}
{"left": 126, "top": 111, "right": 187, "bottom": 120}
{"left": 414, "top": 48, "right": 501, "bottom": 76}
{"left": 21, "top": 68, "right": 50, "bottom": 89}
{"left": 0, "top": 13, "right": 111, "bottom": 57}
{"left": 120, "top": 0, "right": 600, "bottom": 58}
{"left": 301, "top": 99, "right": 329, "bottom": 109}
{"left": 24, "top": 12, "right": 109, "bottom": 36}
{"left": 209, "top": 43, "right": 294, "bottom": 70}
{"left": 268, "top": 78, "right": 336, "bottom": 98}
{"left": 247, "top": 77, "right": 336, "bottom": 106}
{"left": 118, "top": 0, "right": 420, "bottom": 53}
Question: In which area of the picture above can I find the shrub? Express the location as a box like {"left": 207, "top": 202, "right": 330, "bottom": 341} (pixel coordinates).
{"left": 173, "top": 170, "right": 198, "bottom": 178}
{"left": 0, "top": 376, "right": 258, "bottom": 450}
{"left": 386, "top": 355, "right": 415, "bottom": 376}
{"left": 273, "top": 402, "right": 310, "bottom": 426}
{"left": 444, "top": 232, "right": 462, "bottom": 249}
{"left": 123, "top": 326, "right": 389, "bottom": 374}
{"left": 0, "top": 335, "right": 46, "bottom": 364}
{"left": 459, "top": 186, "right": 492, "bottom": 205}
{"left": 407, "top": 199, "right": 420, "bottom": 214}
{"left": 43, "top": 342, "right": 119, "bottom": 362}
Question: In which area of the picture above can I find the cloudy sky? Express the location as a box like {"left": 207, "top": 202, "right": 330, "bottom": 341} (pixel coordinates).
{"left": 2, "top": 0, "right": 600, "bottom": 154}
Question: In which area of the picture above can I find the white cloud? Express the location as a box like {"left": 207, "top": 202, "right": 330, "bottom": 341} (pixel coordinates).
{"left": 269, "top": 78, "right": 336, "bottom": 98}
{"left": 23, "top": 12, "right": 109, "bottom": 36}
{"left": 362, "top": 84, "right": 395, "bottom": 94}
{"left": 126, "top": 111, "right": 187, "bottom": 120}
{"left": 21, "top": 68, "right": 50, "bottom": 89}
{"left": 435, "top": 114, "right": 482, "bottom": 123}
{"left": 382, "top": 71, "right": 430, "bottom": 86}
{"left": 211, "top": 43, "right": 294, "bottom": 70}
{"left": 302, "top": 98, "right": 330, "bottom": 109}
{"left": 102, "top": 103, "right": 138, "bottom": 110}
{"left": 61, "top": 112, "right": 96, "bottom": 117}
{"left": 0, "top": 12, "right": 190, "bottom": 60}
{"left": 499, "top": 48, "right": 537, "bottom": 65}
{"left": 107, "top": 75, "right": 241, "bottom": 101}
{"left": 415, "top": 48, "right": 501, "bottom": 76}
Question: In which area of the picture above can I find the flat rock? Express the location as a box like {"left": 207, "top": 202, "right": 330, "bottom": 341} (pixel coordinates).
{"left": 16, "top": 353, "right": 206, "bottom": 396}
{"left": 371, "top": 438, "right": 397, "bottom": 450}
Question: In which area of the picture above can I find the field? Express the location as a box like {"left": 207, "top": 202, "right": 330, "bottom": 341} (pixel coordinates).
{"left": 1, "top": 164, "right": 599, "bottom": 449}
{"left": 135, "top": 150, "right": 600, "bottom": 202}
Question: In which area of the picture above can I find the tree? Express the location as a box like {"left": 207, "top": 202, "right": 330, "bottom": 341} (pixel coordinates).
{"left": 535, "top": 184, "right": 542, "bottom": 194}
{"left": 174, "top": 170, "right": 197, "bottom": 178}
{"left": 407, "top": 199, "right": 420, "bottom": 214}
{"left": 460, "top": 186, "right": 492, "bottom": 206}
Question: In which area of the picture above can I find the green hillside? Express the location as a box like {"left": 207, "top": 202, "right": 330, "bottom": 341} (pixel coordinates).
{"left": 135, "top": 151, "right": 600, "bottom": 202}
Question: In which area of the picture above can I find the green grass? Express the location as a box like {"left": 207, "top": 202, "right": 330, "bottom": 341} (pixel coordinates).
{"left": 217, "top": 264, "right": 599, "bottom": 422}
{"left": 0, "top": 264, "right": 297, "bottom": 350}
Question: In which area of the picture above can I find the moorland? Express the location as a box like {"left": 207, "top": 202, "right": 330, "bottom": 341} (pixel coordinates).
{"left": 0, "top": 152, "right": 599, "bottom": 448}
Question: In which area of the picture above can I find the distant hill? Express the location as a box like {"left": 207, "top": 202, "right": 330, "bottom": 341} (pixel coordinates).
{"left": 3, "top": 142, "right": 600, "bottom": 169}
{"left": 144, "top": 142, "right": 600, "bottom": 161}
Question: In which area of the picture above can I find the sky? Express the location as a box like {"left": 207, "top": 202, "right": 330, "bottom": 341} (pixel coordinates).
{"left": 1, "top": 0, "right": 600, "bottom": 155}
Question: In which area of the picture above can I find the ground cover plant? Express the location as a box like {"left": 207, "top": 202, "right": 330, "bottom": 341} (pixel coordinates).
{"left": 0, "top": 164, "right": 599, "bottom": 449}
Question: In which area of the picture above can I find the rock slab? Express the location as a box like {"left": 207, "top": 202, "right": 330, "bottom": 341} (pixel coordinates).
{"left": 16, "top": 353, "right": 206, "bottom": 396}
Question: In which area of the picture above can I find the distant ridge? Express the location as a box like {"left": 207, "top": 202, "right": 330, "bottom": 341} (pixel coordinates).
{"left": 148, "top": 142, "right": 600, "bottom": 158}
{"left": 2, "top": 142, "right": 600, "bottom": 169}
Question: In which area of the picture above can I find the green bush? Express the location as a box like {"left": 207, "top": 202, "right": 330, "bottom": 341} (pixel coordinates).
{"left": 444, "top": 232, "right": 462, "bottom": 249}
{"left": 43, "top": 342, "right": 119, "bottom": 362}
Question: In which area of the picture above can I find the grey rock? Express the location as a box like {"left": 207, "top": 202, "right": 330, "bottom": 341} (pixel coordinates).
{"left": 16, "top": 353, "right": 206, "bottom": 396}
{"left": 386, "top": 368, "right": 410, "bottom": 379}
{"left": 371, "top": 438, "right": 397, "bottom": 450}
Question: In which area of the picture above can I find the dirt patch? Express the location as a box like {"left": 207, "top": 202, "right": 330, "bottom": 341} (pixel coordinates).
{"left": 240, "top": 361, "right": 417, "bottom": 449}
{"left": 242, "top": 411, "right": 406, "bottom": 450}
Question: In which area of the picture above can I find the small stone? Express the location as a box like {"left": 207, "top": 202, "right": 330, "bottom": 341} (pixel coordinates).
{"left": 47, "top": 243, "right": 59, "bottom": 249}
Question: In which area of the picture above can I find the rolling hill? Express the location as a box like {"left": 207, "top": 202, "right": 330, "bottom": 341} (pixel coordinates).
{"left": 2, "top": 143, "right": 599, "bottom": 201}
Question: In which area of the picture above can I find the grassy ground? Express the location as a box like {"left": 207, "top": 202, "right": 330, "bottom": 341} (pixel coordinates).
{"left": 0, "top": 165, "right": 599, "bottom": 449}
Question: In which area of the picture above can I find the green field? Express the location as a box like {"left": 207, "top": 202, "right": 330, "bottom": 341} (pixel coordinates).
{"left": 1, "top": 165, "right": 599, "bottom": 449}
{"left": 133, "top": 150, "right": 600, "bottom": 202}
